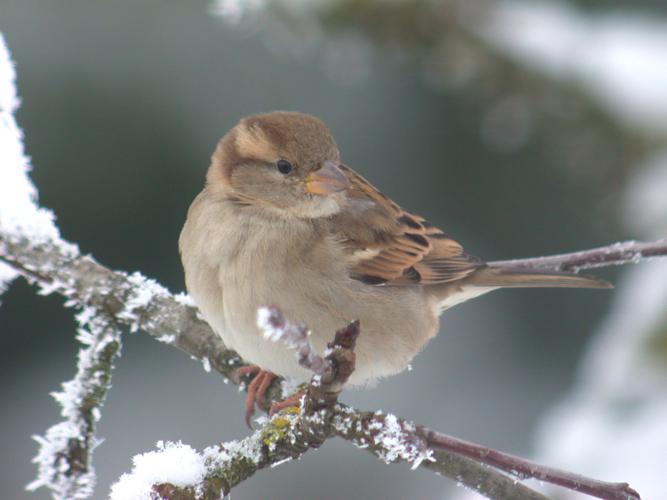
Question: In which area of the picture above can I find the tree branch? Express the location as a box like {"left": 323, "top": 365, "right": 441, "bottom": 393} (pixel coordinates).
{"left": 151, "top": 309, "right": 362, "bottom": 499}
{"left": 1, "top": 232, "right": 652, "bottom": 499}
{"left": 1, "top": 233, "right": 653, "bottom": 499}
{"left": 26, "top": 309, "right": 122, "bottom": 498}
{"left": 148, "top": 306, "right": 548, "bottom": 500}
{"left": 331, "top": 406, "right": 549, "bottom": 500}
{"left": 416, "top": 427, "right": 640, "bottom": 500}
{"left": 489, "top": 239, "right": 667, "bottom": 274}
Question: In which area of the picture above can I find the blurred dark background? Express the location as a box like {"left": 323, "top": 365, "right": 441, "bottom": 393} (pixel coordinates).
{"left": 1, "top": 1, "right": 659, "bottom": 498}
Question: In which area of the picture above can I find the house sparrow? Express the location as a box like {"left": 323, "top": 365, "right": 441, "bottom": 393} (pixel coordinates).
{"left": 179, "top": 111, "right": 609, "bottom": 424}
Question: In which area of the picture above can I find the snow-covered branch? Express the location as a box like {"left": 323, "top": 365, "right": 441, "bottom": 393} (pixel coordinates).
{"left": 259, "top": 306, "right": 359, "bottom": 408}
{"left": 116, "top": 313, "right": 549, "bottom": 500}
{"left": 26, "top": 310, "right": 122, "bottom": 499}
{"left": 1, "top": 33, "right": 122, "bottom": 499}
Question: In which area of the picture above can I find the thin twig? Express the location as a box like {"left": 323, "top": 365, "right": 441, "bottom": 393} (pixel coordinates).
{"left": 489, "top": 239, "right": 667, "bottom": 273}
{"left": 258, "top": 306, "right": 332, "bottom": 379}
{"left": 416, "top": 427, "right": 640, "bottom": 500}
{"left": 332, "top": 407, "right": 549, "bottom": 500}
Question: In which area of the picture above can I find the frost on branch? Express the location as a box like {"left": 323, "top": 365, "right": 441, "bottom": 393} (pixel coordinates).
{"left": 0, "top": 31, "right": 77, "bottom": 299}
{"left": 332, "top": 408, "right": 434, "bottom": 470}
{"left": 0, "top": 35, "right": 77, "bottom": 253}
{"left": 369, "top": 413, "right": 434, "bottom": 469}
{"left": 0, "top": 34, "right": 122, "bottom": 499}
{"left": 258, "top": 306, "right": 330, "bottom": 381}
{"left": 27, "top": 309, "right": 123, "bottom": 498}
{"left": 0, "top": 33, "right": 23, "bottom": 298}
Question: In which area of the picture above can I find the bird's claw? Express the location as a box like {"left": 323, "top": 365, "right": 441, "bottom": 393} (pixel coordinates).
{"left": 235, "top": 366, "right": 276, "bottom": 428}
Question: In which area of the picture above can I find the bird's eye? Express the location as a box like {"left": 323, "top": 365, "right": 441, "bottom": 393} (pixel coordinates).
{"left": 276, "top": 159, "right": 293, "bottom": 175}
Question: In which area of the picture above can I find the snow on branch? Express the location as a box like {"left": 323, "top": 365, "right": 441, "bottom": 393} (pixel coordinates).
{"left": 0, "top": 157, "right": 657, "bottom": 500}
{"left": 258, "top": 306, "right": 332, "bottom": 379}
{"left": 0, "top": 34, "right": 77, "bottom": 262}
{"left": 123, "top": 309, "right": 548, "bottom": 500}
{"left": 27, "top": 309, "right": 122, "bottom": 498}
{"left": 1, "top": 33, "right": 121, "bottom": 499}
{"left": 2, "top": 201, "right": 654, "bottom": 499}
{"left": 258, "top": 306, "right": 359, "bottom": 404}
{"left": 114, "top": 314, "right": 363, "bottom": 500}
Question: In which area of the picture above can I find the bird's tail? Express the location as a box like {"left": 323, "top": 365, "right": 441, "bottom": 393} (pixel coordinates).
{"left": 467, "top": 265, "right": 612, "bottom": 289}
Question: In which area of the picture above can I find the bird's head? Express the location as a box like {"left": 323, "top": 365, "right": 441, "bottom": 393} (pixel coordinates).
{"left": 208, "top": 111, "right": 349, "bottom": 218}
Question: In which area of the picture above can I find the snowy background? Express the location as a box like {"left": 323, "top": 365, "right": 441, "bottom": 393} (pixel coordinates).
{"left": 1, "top": 1, "right": 666, "bottom": 498}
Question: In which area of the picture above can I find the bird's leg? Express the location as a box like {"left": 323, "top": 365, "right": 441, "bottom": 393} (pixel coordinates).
{"left": 234, "top": 364, "right": 261, "bottom": 381}
{"left": 235, "top": 365, "right": 276, "bottom": 428}
{"left": 269, "top": 390, "right": 306, "bottom": 416}
{"left": 235, "top": 365, "right": 307, "bottom": 424}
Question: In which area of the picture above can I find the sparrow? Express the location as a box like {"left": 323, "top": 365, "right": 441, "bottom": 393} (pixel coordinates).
{"left": 179, "top": 111, "right": 610, "bottom": 424}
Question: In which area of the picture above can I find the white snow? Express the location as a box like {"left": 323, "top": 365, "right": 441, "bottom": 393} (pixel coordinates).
{"left": 480, "top": 1, "right": 667, "bottom": 132}
{"left": 0, "top": 34, "right": 22, "bottom": 297}
{"left": 333, "top": 409, "right": 434, "bottom": 470}
{"left": 156, "top": 333, "right": 176, "bottom": 344}
{"left": 110, "top": 441, "right": 206, "bottom": 500}
{"left": 174, "top": 292, "right": 195, "bottom": 307}
{"left": 204, "top": 435, "right": 264, "bottom": 467}
{"left": 256, "top": 306, "right": 278, "bottom": 339}
{"left": 111, "top": 434, "right": 270, "bottom": 499}
{"left": 0, "top": 261, "right": 17, "bottom": 302}
{"left": 257, "top": 306, "right": 310, "bottom": 348}
{"left": 0, "top": 36, "right": 75, "bottom": 245}
{"left": 257, "top": 306, "right": 329, "bottom": 378}
{"left": 117, "top": 272, "right": 173, "bottom": 333}
{"left": 371, "top": 413, "right": 434, "bottom": 470}
{"left": 0, "top": 34, "right": 78, "bottom": 302}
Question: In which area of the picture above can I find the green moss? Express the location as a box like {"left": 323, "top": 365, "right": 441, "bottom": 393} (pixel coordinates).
{"left": 260, "top": 420, "right": 289, "bottom": 447}
{"left": 260, "top": 409, "right": 301, "bottom": 448}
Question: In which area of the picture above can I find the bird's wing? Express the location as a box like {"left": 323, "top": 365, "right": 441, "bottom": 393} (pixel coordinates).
{"left": 331, "top": 164, "right": 484, "bottom": 286}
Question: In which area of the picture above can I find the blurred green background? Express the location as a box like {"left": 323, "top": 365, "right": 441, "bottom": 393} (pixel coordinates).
{"left": 1, "top": 1, "right": 663, "bottom": 498}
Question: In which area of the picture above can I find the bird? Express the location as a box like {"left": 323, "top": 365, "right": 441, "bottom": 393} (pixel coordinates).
{"left": 179, "top": 111, "right": 610, "bottom": 425}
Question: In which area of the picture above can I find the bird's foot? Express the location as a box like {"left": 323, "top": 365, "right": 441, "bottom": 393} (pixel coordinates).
{"left": 235, "top": 365, "right": 276, "bottom": 428}
{"left": 269, "top": 390, "right": 306, "bottom": 416}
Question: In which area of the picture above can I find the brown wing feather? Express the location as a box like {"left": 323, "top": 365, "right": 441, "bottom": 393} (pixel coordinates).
{"left": 331, "top": 165, "right": 483, "bottom": 286}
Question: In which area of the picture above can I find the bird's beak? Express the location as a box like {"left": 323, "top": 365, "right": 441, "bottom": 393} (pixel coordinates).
{"left": 304, "top": 161, "right": 349, "bottom": 196}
